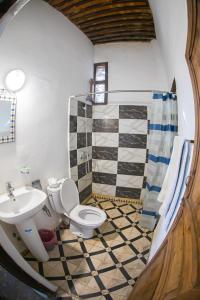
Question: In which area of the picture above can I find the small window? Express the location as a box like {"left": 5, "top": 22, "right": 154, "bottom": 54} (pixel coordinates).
{"left": 93, "top": 62, "right": 108, "bottom": 104}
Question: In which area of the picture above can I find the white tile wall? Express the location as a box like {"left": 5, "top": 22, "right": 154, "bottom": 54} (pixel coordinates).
{"left": 92, "top": 159, "right": 118, "bottom": 174}
{"left": 77, "top": 146, "right": 92, "bottom": 165}
{"left": 70, "top": 99, "right": 78, "bottom": 116}
{"left": 116, "top": 174, "right": 144, "bottom": 188}
{"left": 78, "top": 172, "right": 92, "bottom": 192}
{"left": 77, "top": 117, "right": 92, "bottom": 133}
{"left": 70, "top": 133, "right": 77, "bottom": 151}
{"left": 71, "top": 166, "right": 78, "bottom": 182}
{"left": 92, "top": 183, "right": 116, "bottom": 196}
{"left": 92, "top": 132, "right": 119, "bottom": 147}
{"left": 119, "top": 119, "right": 147, "bottom": 134}
{"left": 92, "top": 105, "right": 119, "bottom": 119}
{"left": 118, "top": 148, "right": 146, "bottom": 163}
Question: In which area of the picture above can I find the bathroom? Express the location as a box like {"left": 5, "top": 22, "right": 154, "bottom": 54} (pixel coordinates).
{"left": 0, "top": 0, "right": 198, "bottom": 300}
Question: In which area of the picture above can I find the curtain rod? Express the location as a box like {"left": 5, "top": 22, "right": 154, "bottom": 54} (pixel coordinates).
{"left": 71, "top": 89, "right": 175, "bottom": 98}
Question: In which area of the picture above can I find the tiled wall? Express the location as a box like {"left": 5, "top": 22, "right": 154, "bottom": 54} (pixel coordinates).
{"left": 92, "top": 105, "right": 148, "bottom": 199}
{"left": 70, "top": 102, "right": 148, "bottom": 201}
{"left": 70, "top": 99, "right": 92, "bottom": 202}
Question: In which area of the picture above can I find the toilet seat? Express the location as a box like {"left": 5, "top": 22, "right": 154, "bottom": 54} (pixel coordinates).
{"left": 69, "top": 205, "right": 106, "bottom": 227}
{"left": 58, "top": 178, "right": 106, "bottom": 238}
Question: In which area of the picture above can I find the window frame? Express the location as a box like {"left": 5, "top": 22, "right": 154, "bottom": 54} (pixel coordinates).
{"left": 93, "top": 62, "right": 108, "bottom": 105}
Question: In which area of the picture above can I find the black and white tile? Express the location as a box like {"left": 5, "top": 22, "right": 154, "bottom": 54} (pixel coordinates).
{"left": 93, "top": 172, "right": 117, "bottom": 186}
{"left": 70, "top": 103, "right": 148, "bottom": 201}
{"left": 92, "top": 146, "right": 118, "bottom": 161}
{"left": 117, "top": 162, "right": 145, "bottom": 176}
{"left": 93, "top": 119, "right": 119, "bottom": 133}
{"left": 119, "top": 105, "right": 147, "bottom": 120}
{"left": 119, "top": 134, "right": 147, "bottom": 149}
{"left": 69, "top": 99, "right": 93, "bottom": 202}
{"left": 92, "top": 105, "right": 148, "bottom": 199}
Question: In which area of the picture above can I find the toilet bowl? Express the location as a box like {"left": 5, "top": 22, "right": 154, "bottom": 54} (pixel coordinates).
{"left": 69, "top": 204, "right": 106, "bottom": 238}
{"left": 48, "top": 178, "right": 106, "bottom": 238}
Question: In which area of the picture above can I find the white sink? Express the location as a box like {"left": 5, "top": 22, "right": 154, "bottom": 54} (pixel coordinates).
{"left": 0, "top": 186, "right": 46, "bottom": 224}
{"left": 0, "top": 186, "right": 49, "bottom": 262}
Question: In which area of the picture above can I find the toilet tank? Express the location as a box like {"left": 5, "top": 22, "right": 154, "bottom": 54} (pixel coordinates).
{"left": 47, "top": 185, "right": 64, "bottom": 214}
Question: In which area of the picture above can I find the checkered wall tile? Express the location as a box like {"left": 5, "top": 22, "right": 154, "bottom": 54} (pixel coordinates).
{"left": 70, "top": 103, "right": 148, "bottom": 202}
{"left": 70, "top": 99, "right": 92, "bottom": 202}
{"left": 92, "top": 105, "right": 148, "bottom": 200}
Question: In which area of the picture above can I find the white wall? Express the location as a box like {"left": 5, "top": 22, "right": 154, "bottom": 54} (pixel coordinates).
{"left": 149, "top": 0, "right": 195, "bottom": 139}
{"left": 94, "top": 41, "right": 168, "bottom": 104}
{"left": 0, "top": 0, "right": 93, "bottom": 251}
{"left": 0, "top": 0, "right": 93, "bottom": 194}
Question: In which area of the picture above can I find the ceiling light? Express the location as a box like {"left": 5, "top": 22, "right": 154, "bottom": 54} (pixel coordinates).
{"left": 5, "top": 69, "right": 26, "bottom": 92}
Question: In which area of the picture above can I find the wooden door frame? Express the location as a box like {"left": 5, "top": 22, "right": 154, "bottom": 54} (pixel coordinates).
{"left": 128, "top": 1, "right": 200, "bottom": 299}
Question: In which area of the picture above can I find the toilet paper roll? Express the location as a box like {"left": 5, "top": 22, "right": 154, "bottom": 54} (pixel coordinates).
{"left": 48, "top": 177, "right": 59, "bottom": 188}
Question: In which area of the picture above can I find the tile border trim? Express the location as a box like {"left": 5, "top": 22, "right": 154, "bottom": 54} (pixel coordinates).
{"left": 91, "top": 193, "right": 143, "bottom": 205}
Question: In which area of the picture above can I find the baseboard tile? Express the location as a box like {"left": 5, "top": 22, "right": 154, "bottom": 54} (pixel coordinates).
{"left": 92, "top": 192, "right": 143, "bottom": 205}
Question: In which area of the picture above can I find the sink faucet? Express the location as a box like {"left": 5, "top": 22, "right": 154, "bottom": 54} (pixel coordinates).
{"left": 6, "top": 182, "right": 15, "bottom": 200}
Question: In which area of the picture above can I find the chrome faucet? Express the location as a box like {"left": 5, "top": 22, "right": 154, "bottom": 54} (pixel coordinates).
{"left": 6, "top": 182, "right": 15, "bottom": 200}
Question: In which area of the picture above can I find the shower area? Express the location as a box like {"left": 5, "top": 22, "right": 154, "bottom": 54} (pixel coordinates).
{"left": 69, "top": 94, "right": 148, "bottom": 204}
{"left": 69, "top": 89, "right": 178, "bottom": 228}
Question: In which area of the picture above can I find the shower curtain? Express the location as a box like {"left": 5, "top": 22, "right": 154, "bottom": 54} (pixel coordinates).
{"left": 140, "top": 92, "right": 178, "bottom": 230}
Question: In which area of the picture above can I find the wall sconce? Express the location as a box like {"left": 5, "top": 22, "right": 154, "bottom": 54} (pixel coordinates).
{"left": 5, "top": 69, "right": 26, "bottom": 92}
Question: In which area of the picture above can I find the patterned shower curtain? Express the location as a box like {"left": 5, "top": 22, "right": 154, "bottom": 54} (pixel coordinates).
{"left": 140, "top": 92, "right": 178, "bottom": 230}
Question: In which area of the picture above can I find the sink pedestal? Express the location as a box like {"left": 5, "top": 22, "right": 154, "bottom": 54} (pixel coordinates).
{"left": 16, "top": 218, "right": 49, "bottom": 262}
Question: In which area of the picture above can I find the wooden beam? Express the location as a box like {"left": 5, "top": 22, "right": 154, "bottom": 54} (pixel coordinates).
{"left": 88, "top": 31, "right": 155, "bottom": 41}
{"left": 85, "top": 26, "right": 155, "bottom": 37}
{"left": 83, "top": 21, "right": 154, "bottom": 33}
{"left": 50, "top": 0, "right": 149, "bottom": 11}
{"left": 80, "top": 17, "right": 154, "bottom": 29}
{"left": 94, "top": 37, "right": 152, "bottom": 44}
{"left": 75, "top": 12, "right": 153, "bottom": 25}
{"left": 66, "top": 1, "right": 148, "bottom": 16}
{"left": 69, "top": 8, "right": 152, "bottom": 21}
{"left": 91, "top": 32, "right": 155, "bottom": 41}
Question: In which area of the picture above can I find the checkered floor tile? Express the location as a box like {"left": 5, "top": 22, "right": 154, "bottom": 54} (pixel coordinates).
{"left": 25, "top": 198, "right": 153, "bottom": 299}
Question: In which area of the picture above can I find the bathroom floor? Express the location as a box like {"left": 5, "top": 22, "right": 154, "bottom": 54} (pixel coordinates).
{"left": 25, "top": 198, "right": 153, "bottom": 300}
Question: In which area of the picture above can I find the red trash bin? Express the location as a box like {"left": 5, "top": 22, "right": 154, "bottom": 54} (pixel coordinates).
{"left": 39, "top": 229, "right": 57, "bottom": 251}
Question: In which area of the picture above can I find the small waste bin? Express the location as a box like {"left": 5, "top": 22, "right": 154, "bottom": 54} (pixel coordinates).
{"left": 39, "top": 229, "right": 57, "bottom": 251}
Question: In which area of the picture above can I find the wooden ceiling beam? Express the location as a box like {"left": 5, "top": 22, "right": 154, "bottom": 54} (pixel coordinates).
{"left": 75, "top": 12, "right": 153, "bottom": 25}
{"left": 65, "top": 1, "right": 148, "bottom": 16}
{"left": 84, "top": 23, "right": 155, "bottom": 34}
{"left": 69, "top": 8, "right": 152, "bottom": 21}
{"left": 91, "top": 31, "right": 155, "bottom": 41}
{"left": 94, "top": 37, "right": 152, "bottom": 44}
{"left": 80, "top": 17, "right": 154, "bottom": 30}
{"left": 49, "top": 0, "right": 149, "bottom": 11}
{"left": 87, "top": 29, "right": 155, "bottom": 39}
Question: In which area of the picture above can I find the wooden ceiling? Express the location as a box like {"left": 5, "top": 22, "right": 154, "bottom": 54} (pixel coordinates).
{"left": 47, "top": 0, "right": 156, "bottom": 44}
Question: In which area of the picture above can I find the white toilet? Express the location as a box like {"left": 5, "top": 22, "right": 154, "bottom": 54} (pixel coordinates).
{"left": 48, "top": 178, "right": 106, "bottom": 238}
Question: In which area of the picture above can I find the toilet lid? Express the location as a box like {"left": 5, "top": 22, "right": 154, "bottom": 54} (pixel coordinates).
{"left": 60, "top": 179, "right": 80, "bottom": 214}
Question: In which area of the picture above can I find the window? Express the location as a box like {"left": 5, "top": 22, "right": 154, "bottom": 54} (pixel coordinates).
{"left": 93, "top": 62, "right": 108, "bottom": 104}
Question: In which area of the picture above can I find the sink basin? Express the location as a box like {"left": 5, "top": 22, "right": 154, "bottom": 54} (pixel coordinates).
{"left": 0, "top": 186, "right": 49, "bottom": 262}
{"left": 0, "top": 186, "right": 46, "bottom": 224}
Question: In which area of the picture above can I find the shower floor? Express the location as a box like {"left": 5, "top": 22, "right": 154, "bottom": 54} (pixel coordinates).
{"left": 25, "top": 198, "right": 153, "bottom": 300}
